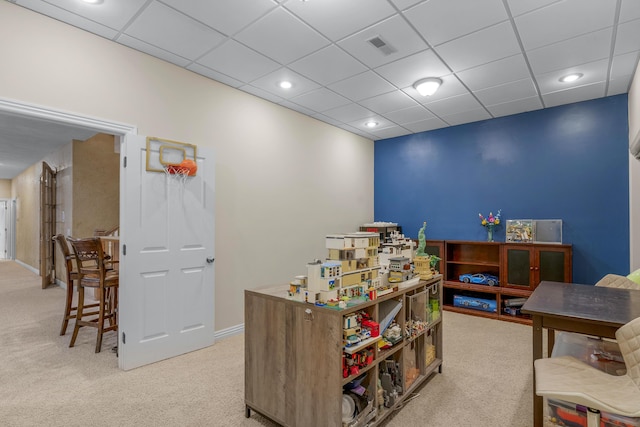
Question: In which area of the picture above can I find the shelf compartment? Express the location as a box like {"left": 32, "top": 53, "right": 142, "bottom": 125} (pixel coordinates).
{"left": 406, "top": 290, "right": 428, "bottom": 339}
{"left": 343, "top": 372, "right": 376, "bottom": 427}
{"left": 445, "top": 241, "right": 501, "bottom": 264}
{"left": 404, "top": 334, "right": 425, "bottom": 391}
{"left": 379, "top": 352, "right": 404, "bottom": 407}
{"left": 443, "top": 281, "right": 500, "bottom": 294}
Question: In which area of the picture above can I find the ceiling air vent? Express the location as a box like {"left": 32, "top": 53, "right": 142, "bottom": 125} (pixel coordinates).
{"left": 367, "top": 36, "right": 396, "bottom": 56}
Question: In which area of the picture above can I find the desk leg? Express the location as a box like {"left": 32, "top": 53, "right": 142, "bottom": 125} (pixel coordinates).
{"left": 532, "top": 315, "right": 543, "bottom": 427}
{"left": 547, "top": 328, "right": 555, "bottom": 358}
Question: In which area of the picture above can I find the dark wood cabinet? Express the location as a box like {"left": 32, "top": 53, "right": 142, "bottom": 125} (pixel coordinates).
{"left": 503, "top": 244, "right": 572, "bottom": 291}
{"left": 441, "top": 240, "right": 572, "bottom": 325}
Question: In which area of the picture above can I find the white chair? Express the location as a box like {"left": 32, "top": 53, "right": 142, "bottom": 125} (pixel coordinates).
{"left": 534, "top": 316, "right": 640, "bottom": 426}
{"left": 595, "top": 273, "right": 640, "bottom": 290}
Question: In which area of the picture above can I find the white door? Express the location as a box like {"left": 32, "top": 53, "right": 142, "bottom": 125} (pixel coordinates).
{"left": 118, "top": 135, "right": 215, "bottom": 370}
{"left": 0, "top": 200, "right": 6, "bottom": 259}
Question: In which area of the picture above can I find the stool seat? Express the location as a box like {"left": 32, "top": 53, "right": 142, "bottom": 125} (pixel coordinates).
{"left": 535, "top": 355, "right": 640, "bottom": 416}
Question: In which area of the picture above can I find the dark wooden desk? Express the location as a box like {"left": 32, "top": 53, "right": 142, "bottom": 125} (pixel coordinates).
{"left": 521, "top": 281, "right": 640, "bottom": 427}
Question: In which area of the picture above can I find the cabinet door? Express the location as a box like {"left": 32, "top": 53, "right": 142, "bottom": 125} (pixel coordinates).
{"left": 287, "top": 304, "right": 342, "bottom": 427}
{"left": 244, "top": 294, "right": 287, "bottom": 423}
{"left": 536, "top": 246, "right": 572, "bottom": 284}
{"left": 504, "top": 246, "right": 534, "bottom": 290}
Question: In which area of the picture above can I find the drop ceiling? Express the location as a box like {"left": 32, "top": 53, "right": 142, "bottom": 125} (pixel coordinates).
{"left": 6, "top": 0, "right": 640, "bottom": 143}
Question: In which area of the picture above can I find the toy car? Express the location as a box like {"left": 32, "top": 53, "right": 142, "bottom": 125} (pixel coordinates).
{"left": 459, "top": 273, "right": 499, "bottom": 286}
{"left": 463, "top": 299, "right": 490, "bottom": 310}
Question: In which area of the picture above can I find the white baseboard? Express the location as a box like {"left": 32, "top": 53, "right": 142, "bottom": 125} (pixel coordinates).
{"left": 215, "top": 323, "right": 244, "bottom": 341}
{"left": 15, "top": 259, "right": 39, "bottom": 275}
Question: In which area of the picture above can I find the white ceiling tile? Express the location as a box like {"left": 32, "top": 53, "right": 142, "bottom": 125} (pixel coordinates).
{"left": 542, "top": 82, "right": 606, "bottom": 107}
{"left": 248, "top": 68, "right": 321, "bottom": 99}
{"left": 186, "top": 63, "right": 244, "bottom": 88}
{"left": 505, "top": 0, "right": 560, "bottom": 17}
{"left": 384, "top": 106, "right": 434, "bottom": 125}
{"left": 284, "top": 0, "right": 396, "bottom": 41}
{"left": 24, "top": 0, "right": 148, "bottom": 30}
{"left": 402, "top": 117, "right": 449, "bottom": 133}
{"left": 435, "top": 22, "right": 521, "bottom": 72}
{"left": 124, "top": 2, "right": 225, "bottom": 60}
{"left": 486, "top": 96, "right": 544, "bottom": 118}
{"left": 16, "top": 0, "right": 120, "bottom": 39}
{"left": 338, "top": 15, "right": 429, "bottom": 68}
{"left": 440, "top": 108, "right": 492, "bottom": 126}
{"left": 611, "top": 52, "right": 640, "bottom": 80}
{"left": 289, "top": 88, "right": 351, "bottom": 112}
{"left": 235, "top": 8, "right": 329, "bottom": 64}
{"left": 160, "top": 0, "right": 276, "bottom": 36}
{"left": 389, "top": 0, "right": 424, "bottom": 11}
{"left": 515, "top": 0, "right": 616, "bottom": 51}
{"left": 117, "top": 34, "right": 191, "bottom": 67}
{"left": 322, "top": 104, "right": 376, "bottom": 123}
{"left": 348, "top": 116, "right": 397, "bottom": 132}
{"left": 535, "top": 59, "right": 608, "bottom": 95}
{"left": 289, "top": 45, "right": 367, "bottom": 85}
{"left": 311, "top": 113, "right": 345, "bottom": 128}
{"left": 239, "top": 85, "right": 285, "bottom": 104}
{"left": 403, "top": 74, "right": 470, "bottom": 103}
{"left": 527, "top": 28, "right": 613, "bottom": 74}
{"left": 359, "top": 91, "right": 419, "bottom": 114}
{"left": 607, "top": 75, "right": 633, "bottom": 96}
{"left": 196, "top": 40, "right": 280, "bottom": 83}
{"left": 328, "top": 71, "right": 396, "bottom": 102}
{"left": 278, "top": 100, "right": 319, "bottom": 117}
{"left": 456, "top": 54, "right": 531, "bottom": 91}
{"left": 368, "top": 126, "right": 413, "bottom": 140}
{"left": 374, "top": 50, "right": 450, "bottom": 88}
{"left": 423, "top": 93, "right": 483, "bottom": 116}
{"left": 614, "top": 18, "right": 640, "bottom": 56}
{"left": 404, "top": 0, "right": 508, "bottom": 46}
{"left": 620, "top": 0, "right": 640, "bottom": 23}
{"left": 7, "top": 0, "right": 635, "bottom": 145}
{"left": 475, "top": 78, "right": 538, "bottom": 106}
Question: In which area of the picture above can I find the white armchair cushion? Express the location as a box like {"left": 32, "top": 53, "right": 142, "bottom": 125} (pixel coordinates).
{"left": 535, "top": 355, "right": 640, "bottom": 417}
{"left": 595, "top": 274, "right": 640, "bottom": 290}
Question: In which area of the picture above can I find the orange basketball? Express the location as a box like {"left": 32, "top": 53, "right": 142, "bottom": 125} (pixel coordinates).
{"left": 179, "top": 159, "right": 197, "bottom": 176}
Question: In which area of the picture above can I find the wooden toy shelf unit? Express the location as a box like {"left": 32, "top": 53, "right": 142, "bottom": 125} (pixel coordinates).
{"left": 439, "top": 240, "right": 572, "bottom": 325}
{"left": 244, "top": 275, "right": 443, "bottom": 427}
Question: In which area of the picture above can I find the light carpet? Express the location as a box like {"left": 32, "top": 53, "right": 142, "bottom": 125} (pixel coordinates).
{"left": 0, "top": 260, "right": 533, "bottom": 426}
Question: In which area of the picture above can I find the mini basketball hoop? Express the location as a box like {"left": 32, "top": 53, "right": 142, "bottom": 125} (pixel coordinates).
{"left": 164, "top": 159, "right": 198, "bottom": 185}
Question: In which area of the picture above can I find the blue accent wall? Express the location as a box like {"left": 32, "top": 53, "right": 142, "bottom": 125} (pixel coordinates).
{"left": 374, "top": 95, "right": 629, "bottom": 285}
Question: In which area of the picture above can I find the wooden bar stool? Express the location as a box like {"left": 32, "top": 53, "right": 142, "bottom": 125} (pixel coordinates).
{"left": 53, "top": 235, "right": 99, "bottom": 336}
{"left": 67, "top": 237, "right": 119, "bottom": 353}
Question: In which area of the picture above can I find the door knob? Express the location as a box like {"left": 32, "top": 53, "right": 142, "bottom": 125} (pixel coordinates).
{"left": 206, "top": 257, "right": 215, "bottom": 264}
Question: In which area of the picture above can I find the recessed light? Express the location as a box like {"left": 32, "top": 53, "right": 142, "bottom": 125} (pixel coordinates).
{"left": 365, "top": 121, "right": 378, "bottom": 128}
{"left": 559, "top": 73, "right": 583, "bottom": 83}
{"left": 81, "top": 0, "right": 104, "bottom": 4}
{"left": 413, "top": 77, "right": 442, "bottom": 97}
{"left": 278, "top": 81, "right": 293, "bottom": 89}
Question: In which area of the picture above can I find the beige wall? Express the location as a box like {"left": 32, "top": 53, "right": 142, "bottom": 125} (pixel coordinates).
{"left": 629, "top": 60, "right": 640, "bottom": 271}
{"left": 0, "top": 179, "right": 10, "bottom": 198}
{"left": 0, "top": 2, "right": 374, "bottom": 332}
{"left": 12, "top": 163, "right": 39, "bottom": 267}
{"left": 72, "top": 134, "right": 119, "bottom": 238}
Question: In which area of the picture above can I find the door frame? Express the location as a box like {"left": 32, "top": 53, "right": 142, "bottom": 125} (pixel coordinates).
{"left": 0, "top": 97, "right": 137, "bottom": 370}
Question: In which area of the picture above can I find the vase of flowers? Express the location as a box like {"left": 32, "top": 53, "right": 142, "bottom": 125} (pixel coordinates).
{"left": 479, "top": 209, "right": 501, "bottom": 242}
